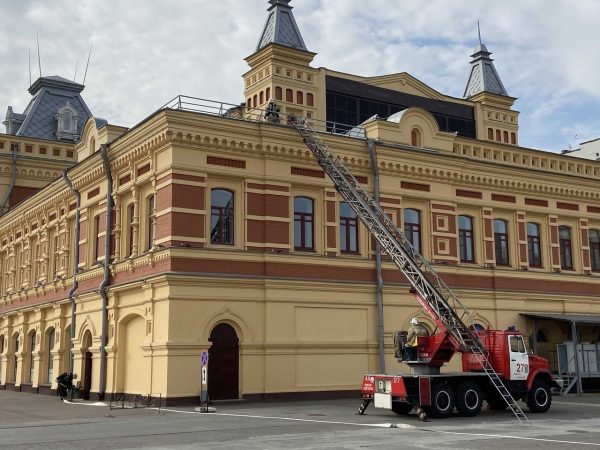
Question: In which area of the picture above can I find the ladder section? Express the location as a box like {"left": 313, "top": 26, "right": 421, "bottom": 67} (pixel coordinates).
{"left": 471, "top": 349, "right": 529, "bottom": 423}
{"left": 290, "top": 116, "right": 528, "bottom": 422}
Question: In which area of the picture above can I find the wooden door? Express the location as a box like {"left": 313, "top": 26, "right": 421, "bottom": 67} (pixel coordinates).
{"left": 207, "top": 324, "right": 239, "bottom": 400}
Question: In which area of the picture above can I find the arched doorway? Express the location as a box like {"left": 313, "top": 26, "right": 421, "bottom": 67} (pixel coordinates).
{"left": 81, "top": 331, "right": 93, "bottom": 400}
{"left": 208, "top": 323, "right": 239, "bottom": 400}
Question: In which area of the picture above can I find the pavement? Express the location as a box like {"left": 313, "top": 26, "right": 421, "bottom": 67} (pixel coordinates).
{"left": 0, "top": 390, "right": 599, "bottom": 449}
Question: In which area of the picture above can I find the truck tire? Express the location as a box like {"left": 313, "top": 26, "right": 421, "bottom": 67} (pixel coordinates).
{"left": 455, "top": 381, "right": 483, "bottom": 417}
{"left": 527, "top": 380, "right": 552, "bottom": 413}
{"left": 425, "top": 383, "right": 455, "bottom": 418}
{"left": 392, "top": 402, "right": 413, "bottom": 415}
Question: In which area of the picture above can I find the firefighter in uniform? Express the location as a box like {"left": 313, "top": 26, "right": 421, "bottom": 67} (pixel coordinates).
{"left": 264, "top": 98, "right": 280, "bottom": 123}
{"left": 405, "top": 318, "right": 429, "bottom": 361}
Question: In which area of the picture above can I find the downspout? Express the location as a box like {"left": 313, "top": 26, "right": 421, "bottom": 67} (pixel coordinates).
{"left": 0, "top": 143, "right": 19, "bottom": 214}
{"left": 62, "top": 170, "right": 80, "bottom": 374}
{"left": 367, "top": 138, "right": 385, "bottom": 374}
{"left": 99, "top": 144, "right": 112, "bottom": 399}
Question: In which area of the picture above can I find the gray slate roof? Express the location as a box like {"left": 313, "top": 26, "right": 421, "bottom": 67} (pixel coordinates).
{"left": 5, "top": 76, "right": 92, "bottom": 141}
{"left": 256, "top": 0, "right": 308, "bottom": 52}
{"left": 463, "top": 43, "right": 509, "bottom": 98}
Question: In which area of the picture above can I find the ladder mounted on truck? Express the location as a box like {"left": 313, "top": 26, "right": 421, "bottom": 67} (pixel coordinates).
{"left": 290, "top": 116, "right": 528, "bottom": 423}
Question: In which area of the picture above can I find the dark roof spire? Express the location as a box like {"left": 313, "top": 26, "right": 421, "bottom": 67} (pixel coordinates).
{"left": 463, "top": 27, "right": 508, "bottom": 98}
{"left": 256, "top": 0, "right": 308, "bottom": 52}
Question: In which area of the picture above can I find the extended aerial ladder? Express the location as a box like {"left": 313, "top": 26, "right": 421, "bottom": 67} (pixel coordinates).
{"left": 289, "top": 116, "right": 528, "bottom": 422}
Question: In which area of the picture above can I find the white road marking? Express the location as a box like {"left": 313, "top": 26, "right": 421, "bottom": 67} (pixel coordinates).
{"left": 155, "top": 407, "right": 415, "bottom": 429}
{"left": 157, "top": 407, "right": 600, "bottom": 446}
{"left": 555, "top": 401, "right": 600, "bottom": 407}
{"left": 426, "top": 429, "right": 600, "bottom": 447}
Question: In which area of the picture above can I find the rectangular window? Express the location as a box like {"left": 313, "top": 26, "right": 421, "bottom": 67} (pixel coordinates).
{"left": 53, "top": 235, "right": 60, "bottom": 276}
{"left": 590, "top": 229, "right": 600, "bottom": 271}
{"left": 94, "top": 215, "right": 101, "bottom": 262}
{"left": 339, "top": 202, "right": 358, "bottom": 253}
{"left": 559, "top": 226, "right": 573, "bottom": 270}
{"left": 527, "top": 223, "right": 542, "bottom": 267}
{"left": 127, "top": 204, "right": 135, "bottom": 257}
{"left": 459, "top": 216, "right": 475, "bottom": 263}
{"left": 211, "top": 189, "right": 234, "bottom": 245}
{"left": 403, "top": 209, "right": 421, "bottom": 254}
{"left": 294, "top": 197, "right": 314, "bottom": 251}
{"left": 147, "top": 196, "right": 155, "bottom": 251}
{"left": 494, "top": 220, "right": 510, "bottom": 266}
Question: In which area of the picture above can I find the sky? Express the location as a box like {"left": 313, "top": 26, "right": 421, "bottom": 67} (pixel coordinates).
{"left": 1, "top": 0, "right": 600, "bottom": 152}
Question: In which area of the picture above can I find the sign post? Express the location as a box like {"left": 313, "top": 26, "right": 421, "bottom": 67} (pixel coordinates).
{"left": 196, "top": 349, "right": 215, "bottom": 413}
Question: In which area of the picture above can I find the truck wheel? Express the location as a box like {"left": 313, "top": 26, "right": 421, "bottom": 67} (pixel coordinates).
{"left": 392, "top": 402, "right": 413, "bottom": 415}
{"left": 527, "top": 380, "right": 552, "bottom": 413}
{"left": 456, "top": 381, "right": 483, "bottom": 417}
{"left": 425, "top": 383, "right": 455, "bottom": 418}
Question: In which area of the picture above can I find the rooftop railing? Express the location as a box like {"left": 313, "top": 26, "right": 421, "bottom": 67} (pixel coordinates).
{"left": 160, "top": 95, "right": 367, "bottom": 139}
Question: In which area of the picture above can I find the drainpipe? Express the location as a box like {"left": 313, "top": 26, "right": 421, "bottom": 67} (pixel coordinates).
{"left": 99, "top": 144, "right": 112, "bottom": 399}
{"left": 367, "top": 138, "right": 385, "bottom": 374}
{"left": 62, "top": 170, "right": 80, "bottom": 374}
{"left": 0, "top": 143, "right": 19, "bottom": 214}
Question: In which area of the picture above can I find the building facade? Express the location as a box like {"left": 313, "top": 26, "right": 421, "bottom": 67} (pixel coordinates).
{"left": 0, "top": 0, "right": 599, "bottom": 403}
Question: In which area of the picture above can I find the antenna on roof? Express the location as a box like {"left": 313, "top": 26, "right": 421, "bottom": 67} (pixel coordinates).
{"left": 28, "top": 48, "right": 32, "bottom": 86}
{"left": 36, "top": 32, "right": 42, "bottom": 78}
{"left": 82, "top": 42, "right": 93, "bottom": 86}
{"left": 477, "top": 21, "right": 482, "bottom": 45}
{"left": 73, "top": 57, "right": 79, "bottom": 82}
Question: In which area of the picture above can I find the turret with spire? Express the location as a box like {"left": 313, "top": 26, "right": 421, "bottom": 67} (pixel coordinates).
{"left": 243, "top": 0, "right": 319, "bottom": 121}
{"left": 463, "top": 25, "right": 519, "bottom": 145}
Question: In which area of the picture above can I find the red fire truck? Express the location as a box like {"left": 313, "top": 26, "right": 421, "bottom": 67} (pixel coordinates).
{"left": 290, "top": 115, "right": 559, "bottom": 422}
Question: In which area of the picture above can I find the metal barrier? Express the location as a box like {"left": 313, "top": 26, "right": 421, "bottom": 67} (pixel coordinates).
{"left": 160, "top": 95, "right": 368, "bottom": 139}
{"left": 109, "top": 393, "right": 163, "bottom": 413}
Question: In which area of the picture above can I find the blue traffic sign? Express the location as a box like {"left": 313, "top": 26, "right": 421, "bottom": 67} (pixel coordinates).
{"left": 201, "top": 349, "right": 209, "bottom": 366}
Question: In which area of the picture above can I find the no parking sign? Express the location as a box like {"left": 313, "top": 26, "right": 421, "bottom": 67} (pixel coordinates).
{"left": 201, "top": 349, "right": 209, "bottom": 385}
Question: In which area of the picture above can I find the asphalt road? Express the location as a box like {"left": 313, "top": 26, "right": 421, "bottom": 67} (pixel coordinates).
{"left": 1, "top": 391, "right": 599, "bottom": 449}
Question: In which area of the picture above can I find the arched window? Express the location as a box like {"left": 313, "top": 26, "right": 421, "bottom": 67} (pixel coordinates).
{"left": 29, "top": 331, "right": 36, "bottom": 383}
{"left": 253, "top": 95, "right": 258, "bottom": 109}
{"left": 411, "top": 128, "right": 421, "bottom": 147}
{"left": 146, "top": 195, "right": 156, "bottom": 251}
{"left": 307, "top": 93, "right": 314, "bottom": 107}
{"left": 286, "top": 89, "right": 293, "bottom": 103}
{"left": 247, "top": 98, "right": 252, "bottom": 109}
{"left": 265, "top": 87, "right": 271, "bottom": 101}
{"left": 510, "top": 132, "right": 516, "bottom": 145}
{"left": 496, "top": 129, "right": 501, "bottom": 141}
{"left": 589, "top": 229, "right": 600, "bottom": 271}
{"left": 275, "top": 86, "right": 283, "bottom": 101}
{"left": 472, "top": 323, "right": 485, "bottom": 332}
{"left": 527, "top": 223, "right": 542, "bottom": 267}
{"left": 559, "top": 226, "right": 573, "bottom": 270}
{"left": 404, "top": 208, "right": 421, "bottom": 253}
{"left": 127, "top": 204, "right": 135, "bottom": 257}
{"left": 494, "top": 219, "right": 509, "bottom": 265}
{"left": 90, "top": 137, "right": 96, "bottom": 153}
{"left": 46, "top": 328, "right": 55, "bottom": 384}
{"left": 211, "top": 189, "right": 234, "bottom": 245}
{"left": 259, "top": 91, "right": 264, "bottom": 105}
{"left": 458, "top": 215, "right": 475, "bottom": 263}
{"left": 294, "top": 197, "right": 314, "bottom": 251}
{"left": 503, "top": 131, "right": 509, "bottom": 143}
{"left": 339, "top": 202, "right": 359, "bottom": 253}
{"left": 297, "top": 91, "right": 303, "bottom": 105}
{"left": 487, "top": 128, "right": 494, "bottom": 140}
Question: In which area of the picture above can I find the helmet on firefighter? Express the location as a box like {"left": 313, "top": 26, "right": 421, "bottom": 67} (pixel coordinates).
{"left": 410, "top": 317, "right": 419, "bottom": 326}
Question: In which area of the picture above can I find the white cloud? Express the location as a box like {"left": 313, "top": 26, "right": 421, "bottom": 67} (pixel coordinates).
{"left": 1, "top": 0, "right": 600, "bottom": 152}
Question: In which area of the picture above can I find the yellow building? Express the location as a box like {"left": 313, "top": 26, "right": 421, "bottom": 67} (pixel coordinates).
{"left": 0, "top": 0, "right": 599, "bottom": 403}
